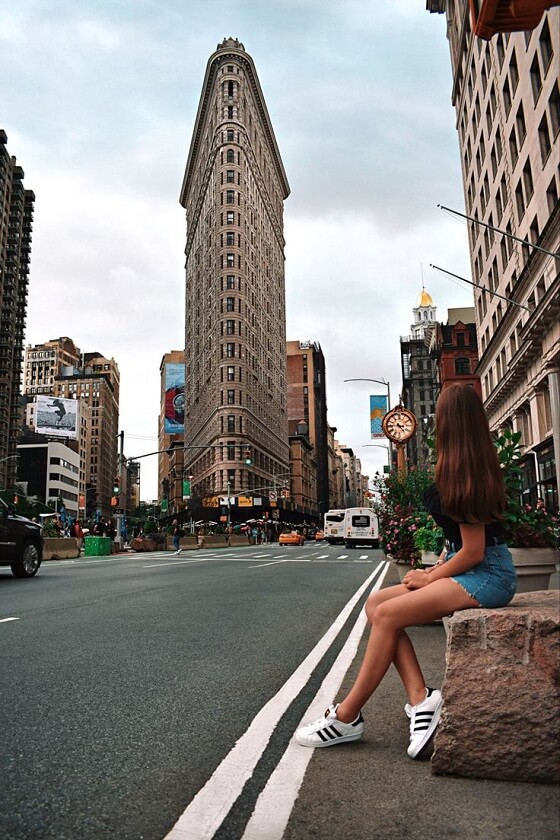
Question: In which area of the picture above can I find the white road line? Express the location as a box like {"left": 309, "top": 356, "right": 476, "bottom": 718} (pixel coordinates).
{"left": 248, "top": 560, "right": 287, "bottom": 569}
{"left": 242, "top": 561, "right": 391, "bottom": 840}
{"left": 359, "top": 554, "right": 368, "bottom": 560}
{"left": 337, "top": 554, "right": 349, "bottom": 559}
{"left": 143, "top": 558, "right": 208, "bottom": 569}
{"left": 163, "top": 561, "right": 387, "bottom": 840}
{"left": 316, "top": 554, "right": 329, "bottom": 559}
{"left": 0, "top": 617, "right": 20, "bottom": 624}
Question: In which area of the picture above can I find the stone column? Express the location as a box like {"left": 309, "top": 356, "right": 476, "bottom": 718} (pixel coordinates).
{"left": 546, "top": 365, "right": 560, "bottom": 506}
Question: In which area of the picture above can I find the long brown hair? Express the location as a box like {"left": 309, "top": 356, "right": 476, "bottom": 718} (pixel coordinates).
{"left": 435, "top": 384, "right": 505, "bottom": 523}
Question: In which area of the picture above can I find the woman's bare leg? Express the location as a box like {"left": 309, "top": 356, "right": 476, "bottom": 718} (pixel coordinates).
{"left": 364, "top": 585, "right": 427, "bottom": 706}
{"left": 336, "top": 579, "right": 479, "bottom": 722}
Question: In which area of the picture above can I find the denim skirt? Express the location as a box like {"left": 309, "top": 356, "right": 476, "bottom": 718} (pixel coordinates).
{"left": 447, "top": 544, "right": 517, "bottom": 608}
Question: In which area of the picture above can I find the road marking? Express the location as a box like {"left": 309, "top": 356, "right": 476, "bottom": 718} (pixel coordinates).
{"left": 163, "top": 561, "right": 388, "bottom": 840}
{"left": 243, "top": 560, "right": 391, "bottom": 840}
{"left": 248, "top": 560, "right": 287, "bottom": 569}
{"left": 337, "top": 554, "right": 349, "bottom": 559}
{"left": 0, "top": 617, "right": 20, "bottom": 624}
{"left": 143, "top": 558, "right": 208, "bottom": 568}
{"left": 359, "top": 554, "right": 368, "bottom": 560}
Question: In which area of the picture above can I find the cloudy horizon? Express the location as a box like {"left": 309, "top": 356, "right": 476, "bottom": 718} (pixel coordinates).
{"left": 2, "top": 0, "right": 474, "bottom": 500}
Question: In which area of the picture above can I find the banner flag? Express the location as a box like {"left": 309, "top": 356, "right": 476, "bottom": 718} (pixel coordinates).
{"left": 370, "top": 395, "right": 388, "bottom": 439}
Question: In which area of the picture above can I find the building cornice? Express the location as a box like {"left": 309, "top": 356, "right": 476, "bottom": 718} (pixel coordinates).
{"left": 180, "top": 41, "right": 290, "bottom": 207}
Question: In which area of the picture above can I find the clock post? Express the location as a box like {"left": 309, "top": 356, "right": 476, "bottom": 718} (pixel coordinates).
{"left": 381, "top": 405, "right": 418, "bottom": 474}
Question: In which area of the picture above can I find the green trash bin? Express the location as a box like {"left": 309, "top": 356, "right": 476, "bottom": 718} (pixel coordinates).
{"left": 84, "top": 536, "right": 112, "bottom": 556}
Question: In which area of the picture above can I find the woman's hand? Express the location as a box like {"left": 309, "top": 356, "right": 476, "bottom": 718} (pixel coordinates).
{"left": 402, "top": 569, "right": 430, "bottom": 589}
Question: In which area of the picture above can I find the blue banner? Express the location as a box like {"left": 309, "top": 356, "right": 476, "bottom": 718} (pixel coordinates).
{"left": 370, "top": 395, "right": 388, "bottom": 439}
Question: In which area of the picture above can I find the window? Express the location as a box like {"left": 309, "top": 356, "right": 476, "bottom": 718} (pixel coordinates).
{"left": 227, "top": 366, "right": 235, "bottom": 381}
{"left": 530, "top": 56, "right": 542, "bottom": 102}
{"left": 226, "top": 190, "right": 235, "bottom": 204}
{"left": 227, "top": 415, "right": 235, "bottom": 433}
{"left": 226, "top": 253, "right": 235, "bottom": 267}
{"left": 515, "top": 103, "right": 526, "bottom": 147}
{"left": 546, "top": 177, "right": 559, "bottom": 214}
{"left": 226, "top": 297, "right": 235, "bottom": 312}
{"left": 515, "top": 179, "right": 525, "bottom": 220}
{"left": 503, "top": 77, "right": 511, "bottom": 115}
{"left": 226, "top": 170, "right": 235, "bottom": 183}
{"left": 539, "top": 19, "right": 553, "bottom": 70}
{"left": 457, "top": 332, "right": 465, "bottom": 346}
{"left": 226, "top": 211, "right": 234, "bottom": 224}
{"left": 226, "top": 149, "right": 234, "bottom": 163}
{"left": 227, "top": 130, "right": 234, "bottom": 141}
{"left": 226, "top": 275, "right": 235, "bottom": 289}
{"left": 522, "top": 160, "right": 534, "bottom": 202}
{"left": 549, "top": 81, "right": 560, "bottom": 137}
{"left": 538, "top": 115, "right": 552, "bottom": 162}
{"left": 226, "top": 232, "right": 235, "bottom": 246}
{"left": 226, "top": 320, "right": 235, "bottom": 334}
{"left": 227, "top": 389, "right": 235, "bottom": 405}
{"left": 509, "top": 50, "right": 519, "bottom": 91}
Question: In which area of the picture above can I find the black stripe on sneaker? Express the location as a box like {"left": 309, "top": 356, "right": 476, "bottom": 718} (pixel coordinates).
{"left": 328, "top": 725, "right": 342, "bottom": 738}
{"left": 316, "top": 729, "right": 329, "bottom": 742}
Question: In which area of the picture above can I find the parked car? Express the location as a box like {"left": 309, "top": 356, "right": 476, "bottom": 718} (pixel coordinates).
{"left": 0, "top": 499, "right": 43, "bottom": 578}
{"left": 278, "top": 531, "right": 305, "bottom": 546}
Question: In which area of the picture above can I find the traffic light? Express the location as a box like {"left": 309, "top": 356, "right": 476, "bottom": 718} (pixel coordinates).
{"left": 244, "top": 446, "right": 252, "bottom": 465}
{"left": 113, "top": 476, "right": 120, "bottom": 496}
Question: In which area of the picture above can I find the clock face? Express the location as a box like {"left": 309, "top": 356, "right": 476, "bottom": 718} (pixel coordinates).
{"left": 382, "top": 408, "right": 417, "bottom": 443}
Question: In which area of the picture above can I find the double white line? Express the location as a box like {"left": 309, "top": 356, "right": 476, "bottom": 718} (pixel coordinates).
{"left": 164, "top": 561, "right": 389, "bottom": 840}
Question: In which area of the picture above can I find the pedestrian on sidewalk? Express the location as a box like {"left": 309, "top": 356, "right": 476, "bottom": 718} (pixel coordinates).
{"left": 296, "top": 383, "right": 516, "bottom": 759}
{"left": 172, "top": 519, "right": 181, "bottom": 554}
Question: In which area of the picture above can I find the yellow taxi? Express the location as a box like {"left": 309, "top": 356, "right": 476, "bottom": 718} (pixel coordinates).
{"left": 278, "top": 530, "right": 305, "bottom": 546}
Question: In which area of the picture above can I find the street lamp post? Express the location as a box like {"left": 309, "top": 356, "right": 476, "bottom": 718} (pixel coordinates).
{"left": 362, "top": 443, "right": 391, "bottom": 470}
{"left": 344, "top": 376, "right": 393, "bottom": 459}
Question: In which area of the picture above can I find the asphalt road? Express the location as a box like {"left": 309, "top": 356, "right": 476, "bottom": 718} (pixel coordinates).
{"left": 0, "top": 541, "right": 386, "bottom": 840}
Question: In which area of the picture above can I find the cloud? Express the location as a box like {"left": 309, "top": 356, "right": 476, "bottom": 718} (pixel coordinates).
{"left": 4, "top": 0, "right": 472, "bottom": 499}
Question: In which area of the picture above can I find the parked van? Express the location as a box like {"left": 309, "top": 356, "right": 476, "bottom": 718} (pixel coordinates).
{"left": 323, "top": 509, "right": 345, "bottom": 545}
{"left": 343, "top": 507, "right": 379, "bottom": 548}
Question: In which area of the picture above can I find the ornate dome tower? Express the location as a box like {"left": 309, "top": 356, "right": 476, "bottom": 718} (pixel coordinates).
{"left": 411, "top": 286, "right": 437, "bottom": 339}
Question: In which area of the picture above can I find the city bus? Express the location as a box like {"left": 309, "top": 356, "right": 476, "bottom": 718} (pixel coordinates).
{"left": 343, "top": 507, "right": 379, "bottom": 548}
{"left": 323, "top": 509, "right": 345, "bottom": 545}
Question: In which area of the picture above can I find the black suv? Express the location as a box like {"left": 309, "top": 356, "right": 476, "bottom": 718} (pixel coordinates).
{"left": 0, "top": 498, "right": 43, "bottom": 577}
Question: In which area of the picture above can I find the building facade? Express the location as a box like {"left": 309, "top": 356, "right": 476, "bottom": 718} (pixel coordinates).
{"left": 286, "top": 340, "right": 329, "bottom": 514}
{"left": 400, "top": 289, "right": 439, "bottom": 468}
{"left": 23, "top": 339, "right": 120, "bottom": 516}
{"left": 0, "top": 130, "right": 34, "bottom": 491}
{"left": 158, "top": 350, "right": 186, "bottom": 506}
{"left": 17, "top": 438, "right": 80, "bottom": 520}
{"left": 429, "top": 2, "right": 560, "bottom": 510}
{"left": 179, "top": 38, "right": 290, "bottom": 513}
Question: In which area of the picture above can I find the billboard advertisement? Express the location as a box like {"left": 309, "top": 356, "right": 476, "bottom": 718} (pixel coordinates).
{"left": 164, "top": 363, "right": 185, "bottom": 434}
{"left": 370, "top": 395, "right": 388, "bottom": 439}
{"left": 35, "top": 395, "right": 79, "bottom": 439}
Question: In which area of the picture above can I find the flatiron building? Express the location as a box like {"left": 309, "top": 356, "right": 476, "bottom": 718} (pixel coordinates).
{"left": 180, "top": 38, "right": 290, "bottom": 503}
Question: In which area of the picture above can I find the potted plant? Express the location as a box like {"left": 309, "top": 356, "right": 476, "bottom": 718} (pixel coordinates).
{"left": 413, "top": 520, "right": 445, "bottom": 568}
{"left": 497, "top": 428, "right": 559, "bottom": 591}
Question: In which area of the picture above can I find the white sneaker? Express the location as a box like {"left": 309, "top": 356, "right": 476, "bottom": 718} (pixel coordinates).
{"left": 407, "top": 687, "right": 442, "bottom": 759}
{"left": 175, "top": 549, "right": 182, "bottom": 555}
{"left": 404, "top": 685, "right": 436, "bottom": 719}
{"left": 295, "top": 704, "right": 364, "bottom": 748}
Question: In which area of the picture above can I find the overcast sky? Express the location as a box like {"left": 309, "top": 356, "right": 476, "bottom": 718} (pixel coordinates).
{"left": 2, "top": 0, "right": 474, "bottom": 501}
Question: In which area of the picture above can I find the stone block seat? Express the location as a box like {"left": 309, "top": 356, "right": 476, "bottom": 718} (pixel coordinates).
{"left": 432, "top": 590, "right": 559, "bottom": 784}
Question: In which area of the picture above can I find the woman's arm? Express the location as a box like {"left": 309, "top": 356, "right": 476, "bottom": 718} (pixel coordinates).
{"left": 404, "top": 523, "right": 485, "bottom": 589}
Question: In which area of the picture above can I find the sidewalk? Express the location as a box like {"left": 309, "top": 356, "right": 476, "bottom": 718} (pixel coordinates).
{"left": 285, "top": 563, "right": 560, "bottom": 840}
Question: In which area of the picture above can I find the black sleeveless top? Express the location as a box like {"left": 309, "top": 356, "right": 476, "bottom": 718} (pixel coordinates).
{"left": 423, "top": 484, "right": 506, "bottom": 547}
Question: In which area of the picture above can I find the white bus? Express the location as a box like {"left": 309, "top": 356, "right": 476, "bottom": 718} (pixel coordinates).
{"left": 343, "top": 507, "right": 379, "bottom": 548}
{"left": 323, "top": 509, "right": 345, "bottom": 545}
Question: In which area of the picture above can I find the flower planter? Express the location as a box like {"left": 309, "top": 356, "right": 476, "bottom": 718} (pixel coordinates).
{"left": 510, "top": 548, "right": 559, "bottom": 593}
{"left": 421, "top": 551, "right": 441, "bottom": 568}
